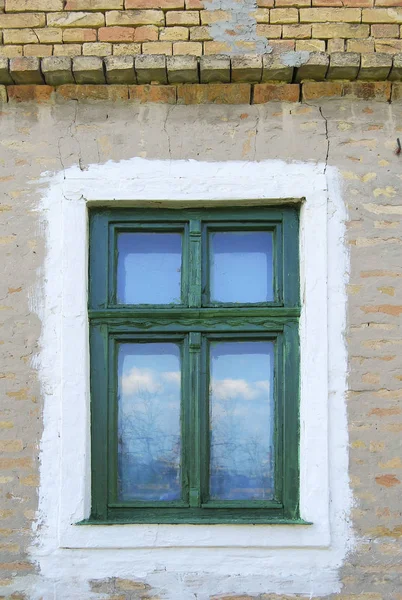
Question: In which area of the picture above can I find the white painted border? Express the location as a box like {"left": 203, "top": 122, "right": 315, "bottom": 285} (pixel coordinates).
{"left": 33, "top": 158, "right": 352, "bottom": 595}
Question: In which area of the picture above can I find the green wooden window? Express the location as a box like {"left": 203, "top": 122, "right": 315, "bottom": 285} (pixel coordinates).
{"left": 87, "top": 207, "right": 301, "bottom": 524}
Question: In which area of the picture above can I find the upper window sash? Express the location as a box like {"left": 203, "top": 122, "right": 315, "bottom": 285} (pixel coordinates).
{"left": 89, "top": 208, "right": 300, "bottom": 311}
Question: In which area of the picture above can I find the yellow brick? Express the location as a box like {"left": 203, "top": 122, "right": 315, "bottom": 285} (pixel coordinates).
{"left": 252, "top": 8, "right": 270, "bottom": 22}
{"left": 142, "top": 41, "right": 173, "bottom": 54}
{"left": 20, "top": 475, "right": 39, "bottom": 486}
{"left": 106, "top": 9, "right": 164, "bottom": 26}
{"left": 200, "top": 9, "right": 230, "bottom": 24}
{"left": 47, "top": 11, "right": 105, "bottom": 27}
{"left": 312, "top": 23, "right": 369, "bottom": 37}
{"left": 0, "top": 422, "right": 13, "bottom": 429}
{"left": 327, "top": 38, "right": 345, "bottom": 52}
{"left": 189, "top": 25, "right": 211, "bottom": 40}
{"left": 173, "top": 40, "right": 202, "bottom": 54}
{"left": 3, "top": 29, "right": 38, "bottom": 44}
{"left": 63, "top": 27, "right": 97, "bottom": 42}
{"left": 270, "top": 8, "right": 299, "bottom": 23}
{"left": 53, "top": 43, "right": 82, "bottom": 55}
{"left": 0, "top": 13, "right": 45, "bottom": 27}
{"left": 159, "top": 26, "right": 189, "bottom": 40}
{"left": 296, "top": 39, "right": 325, "bottom": 50}
{"left": 363, "top": 7, "right": 402, "bottom": 22}
{"left": 36, "top": 28, "right": 62, "bottom": 43}
{"left": 203, "top": 40, "right": 231, "bottom": 54}
{"left": 112, "top": 42, "right": 141, "bottom": 54}
{"left": 300, "top": 7, "right": 361, "bottom": 21}
{"left": 5, "top": 0, "right": 63, "bottom": 9}
{"left": 347, "top": 38, "right": 374, "bottom": 51}
{"left": 256, "top": 24, "right": 282, "bottom": 37}
{"left": 82, "top": 41, "right": 112, "bottom": 55}
{"left": 23, "top": 44, "right": 53, "bottom": 56}
{"left": 167, "top": 10, "right": 200, "bottom": 25}
{"left": 0, "top": 45, "right": 23, "bottom": 57}
{"left": 283, "top": 23, "right": 311, "bottom": 37}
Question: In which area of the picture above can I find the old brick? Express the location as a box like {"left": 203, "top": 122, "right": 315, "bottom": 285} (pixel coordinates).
{"left": 0, "top": 13, "right": 45, "bottom": 28}
{"left": 23, "top": 45, "right": 53, "bottom": 58}
{"left": 167, "top": 10, "right": 199, "bottom": 25}
{"left": 375, "top": 38, "right": 402, "bottom": 52}
{"left": 371, "top": 23, "right": 399, "bottom": 36}
{"left": 361, "top": 303, "right": 402, "bottom": 315}
{"left": 63, "top": 28, "right": 97, "bottom": 42}
{"left": 270, "top": 8, "right": 299, "bottom": 22}
{"left": 135, "top": 53, "right": 167, "bottom": 83}
{"left": 56, "top": 84, "right": 128, "bottom": 100}
{"left": 42, "top": 56, "right": 75, "bottom": 85}
{"left": 128, "top": 84, "right": 176, "bottom": 103}
{"left": 172, "top": 41, "right": 202, "bottom": 54}
{"left": 297, "top": 39, "right": 326, "bottom": 50}
{"left": 82, "top": 42, "right": 112, "bottom": 56}
{"left": 203, "top": 41, "right": 232, "bottom": 54}
{"left": 200, "top": 55, "right": 230, "bottom": 83}
{"left": 10, "top": 56, "right": 43, "bottom": 84}
{"left": 3, "top": 29, "right": 38, "bottom": 44}
{"left": 126, "top": 0, "right": 183, "bottom": 6}
{"left": 327, "top": 52, "right": 360, "bottom": 79}
{"left": 177, "top": 83, "right": 251, "bottom": 104}
{"left": 72, "top": 55, "right": 105, "bottom": 83}
{"left": 0, "top": 46, "right": 23, "bottom": 57}
{"left": 65, "top": 0, "right": 123, "bottom": 8}
{"left": 106, "top": 9, "right": 164, "bottom": 26}
{"left": 53, "top": 43, "right": 83, "bottom": 55}
{"left": 262, "top": 53, "right": 294, "bottom": 81}
{"left": 358, "top": 53, "right": 392, "bottom": 80}
{"left": 231, "top": 55, "right": 262, "bottom": 83}
{"left": 283, "top": 24, "right": 312, "bottom": 37}
{"left": 312, "top": 23, "right": 370, "bottom": 37}
{"left": 253, "top": 83, "right": 300, "bottom": 102}
{"left": 347, "top": 38, "right": 375, "bottom": 51}
{"left": 0, "top": 58, "right": 13, "bottom": 84}
{"left": 36, "top": 28, "right": 62, "bottom": 43}
{"left": 160, "top": 26, "right": 189, "bottom": 41}
{"left": 362, "top": 7, "right": 402, "bottom": 20}
{"left": 300, "top": 7, "right": 362, "bottom": 20}
{"left": 390, "top": 55, "right": 402, "bottom": 81}
{"left": 47, "top": 11, "right": 105, "bottom": 27}
{"left": 142, "top": 41, "right": 172, "bottom": 54}
{"left": 104, "top": 55, "right": 136, "bottom": 83}
{"left": 135, "top": 25, "right": 159, "bottom": 41}
{"left": 0, "top": 440, "right": 23, "bottom": 452}
{"left": 327, "top": 38, "right": 345, "bottom": 51}
{"left": 189, "top": 25, "right": 211, "bottom": 41}
{"left": 7, "top": 85, "right": 52, "bottom": 101}
{"left": 256, "top": 24, "right": 282, "bottom": 38}
{"left": 344, "top": 80, "right": 391, "bottom": 99}
{"left": 295, "top": 51, "right": 329, "bottom": 81}
{"left": 112, "top": 43, "right": 141, "bottom": 54}
{"left": 167, "top": 54, "right": 198, "bottom": 82}
{"left": 200, "top": 9, "right": 230, "bottom": 24}
{"left": 5, "top": 0, "right": 63, "bottom": 10}
{"left": 98, "top": 26, "right": 135, "bottom": 42}
{"left": 302, "top": 80, "right": 343, "bottom": 98}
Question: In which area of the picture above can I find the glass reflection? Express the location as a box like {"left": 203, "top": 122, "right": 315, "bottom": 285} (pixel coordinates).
{"left": 117, "top": 232, "right": 182, "bottom": 304}
{"left": 118, "top": 343, "right": 181, "bottom": 502}
{"left": 210, "top": 231, "right": 274, "bottom": 304}
{"left": 209, "top": 341, "right": 275, "bottom": 501}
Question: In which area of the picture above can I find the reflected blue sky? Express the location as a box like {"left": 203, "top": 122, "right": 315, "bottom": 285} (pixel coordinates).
{"left": 210, "top": 231, "right": 274, "bottom": 303}
{"left": 210, "top": 341, "right": 275, "bottom": 501}
{"left": 117, "top": 232, "right": 182, "bottom": 305}
{"left": 118, "top": 343, "right": 181, "bottom": 502}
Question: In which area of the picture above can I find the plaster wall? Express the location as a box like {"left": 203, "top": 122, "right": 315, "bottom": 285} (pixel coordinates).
{"left": 0, "top": 99, "right": 401, "bottom": 600}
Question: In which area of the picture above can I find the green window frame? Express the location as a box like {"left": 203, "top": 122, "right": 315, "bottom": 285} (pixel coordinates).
{"left": 87, "top": 207, "right": 301, "bottom": 524}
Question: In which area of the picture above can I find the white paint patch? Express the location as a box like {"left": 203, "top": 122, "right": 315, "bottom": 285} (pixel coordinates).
{"left": 24, "top": 158, "right": 351, "bottom": 599}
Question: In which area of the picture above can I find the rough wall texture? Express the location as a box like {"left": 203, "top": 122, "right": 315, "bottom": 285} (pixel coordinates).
{"left": 0, "top": 98, "right": 401, "bottom": 599}
{"left": 2, "top": 0, "right": 402, "bottom": 57}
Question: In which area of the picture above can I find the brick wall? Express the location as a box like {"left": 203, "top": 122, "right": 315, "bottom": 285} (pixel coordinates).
{"left": 1, "top": 0, "right": 402, "bottom": 58}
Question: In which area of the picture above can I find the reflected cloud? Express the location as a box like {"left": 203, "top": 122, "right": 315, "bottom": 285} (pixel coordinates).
{"left": 121, "top": 367, "right": 180, "bottom": 396}
{"left": 211, "top": 378, "right": 270, "bottom": 401}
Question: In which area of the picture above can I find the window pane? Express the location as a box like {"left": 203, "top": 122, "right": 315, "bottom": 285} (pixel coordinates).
{"left": 117, "top": 343, "right": 182, "bottom": 502}
{"left": 209, "top": 341, "right": 275, "bottom": 501}
{"left": 209, "top": 231, "right": 273, "bottom": 303}
{"left": 117, "top": 232, "right": 182, "bottom": 304}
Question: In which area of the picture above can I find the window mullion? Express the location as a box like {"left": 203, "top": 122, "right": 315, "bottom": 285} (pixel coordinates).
{"left": 189, "top": 219, "right": 202, "bottom": 308}
{"left": 188, "top": 331, "right": 202, "bottom": 507}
